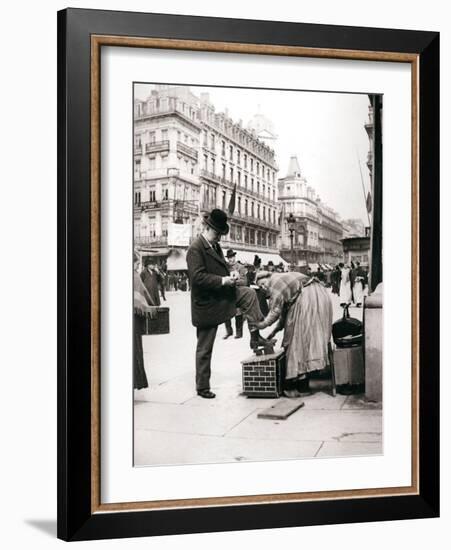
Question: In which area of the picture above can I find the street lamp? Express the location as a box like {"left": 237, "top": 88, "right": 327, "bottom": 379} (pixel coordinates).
{"left": 287, "top": 213, "right": 296, "bottom": 270}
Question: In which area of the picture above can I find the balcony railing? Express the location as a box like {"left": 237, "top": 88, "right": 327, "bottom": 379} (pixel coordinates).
{"left": 134, "top": 236, "right": 169, "bottom": 246}
{"left": 177, "top": 141, "right": 198, "bottom": 160}
{"left": 134, "top": 145, "right": 143, "bottom": 155}
{"left": 145, "top": 140, "right": 170, "bottom": 154}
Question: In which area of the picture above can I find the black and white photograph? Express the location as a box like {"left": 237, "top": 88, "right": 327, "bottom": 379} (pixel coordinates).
{"left": 132, "top": 83, "right": 383, "bottom": 467}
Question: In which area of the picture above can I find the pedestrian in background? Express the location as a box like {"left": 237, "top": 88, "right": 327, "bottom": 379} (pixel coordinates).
{"left": 133, "top": 253, "right": 156, "bottom": 391}
{"left": 339, "top": 262, "right": 352, "bottom": 307}
{"left": 223, "top": 249, "right": 246, "bottom": 340}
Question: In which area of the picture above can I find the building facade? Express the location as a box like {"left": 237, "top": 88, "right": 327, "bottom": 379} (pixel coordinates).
{"left": 133, "top": 85, "right": 281, "bottom": 267}
{"left": 278, "top": 156, "right": 343, "bottom": 267}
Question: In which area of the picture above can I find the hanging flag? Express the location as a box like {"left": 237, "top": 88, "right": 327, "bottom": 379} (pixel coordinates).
{"left": 366, "top": 191, "right": 372, "bottom": 213}
{"left": 228, "top": 183, "right": 237, "bottom": 215}
{"left": 278, "top": 202, "right": 285, "bottom": 226}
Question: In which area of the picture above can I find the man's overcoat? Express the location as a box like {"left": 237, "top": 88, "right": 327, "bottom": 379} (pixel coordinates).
{"left": 186, "top": 236, "right": 236, "bottom": 328}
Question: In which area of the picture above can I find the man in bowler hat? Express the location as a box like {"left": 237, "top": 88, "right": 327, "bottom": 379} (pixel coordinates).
{"left": 187, "top": 209, "right": 270, "bottom": 398}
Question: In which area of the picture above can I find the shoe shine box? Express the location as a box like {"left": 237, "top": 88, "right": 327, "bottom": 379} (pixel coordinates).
{"left": 241, "top": 349, "right": 286, "bottom": 398}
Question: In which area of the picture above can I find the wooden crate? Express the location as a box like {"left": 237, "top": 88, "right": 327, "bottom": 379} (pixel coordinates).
{"left": 333, "top": 345, "right": 364, "bottom": 385}
{"left": 241, "top": 349, "right": 285, "bottom": 398}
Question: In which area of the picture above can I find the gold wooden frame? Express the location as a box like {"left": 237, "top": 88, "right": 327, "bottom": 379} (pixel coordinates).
{"left": 90, "top": 35, "right": 420, "bottom": 514}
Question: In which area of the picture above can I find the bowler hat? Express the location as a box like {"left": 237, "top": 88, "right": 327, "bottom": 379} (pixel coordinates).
{"left": 226, "top": 249, "right": 237, "bottom": 258}
{"left": 203, "top": 209, "right": 229, "bottom": 235}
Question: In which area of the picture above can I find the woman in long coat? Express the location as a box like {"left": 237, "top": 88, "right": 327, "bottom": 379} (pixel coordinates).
{"left": 134, "top": 255, "right": 156, "bottom": 390}
{"left": 256, "top": 272, "right": 333, "bottom": 397}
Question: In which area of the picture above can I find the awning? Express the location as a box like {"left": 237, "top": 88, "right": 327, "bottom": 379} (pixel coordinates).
{"left": 141, "top": 247, "right": 170, "bottom": 257}
{"left": 223, "top": 249, "right": 256, "bottom": 265}
{"left": 167, "top": 249, "right": 188, "bottom": 271}
{"left": 297, "top": 260, "right": 307, "bottom": 267}
{"left": 309, "top": 263, "right": 320, "bottom": 271}
{"left": 223, "top": 249, "right": 289, "bottom": 267}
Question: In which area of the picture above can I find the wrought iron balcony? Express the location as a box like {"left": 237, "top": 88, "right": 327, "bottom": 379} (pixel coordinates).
{"left": 177, "top": 141, "right": 198, "bottom": 160}
{"left": 145, "top": 140, "right": 170, "bottom": 154}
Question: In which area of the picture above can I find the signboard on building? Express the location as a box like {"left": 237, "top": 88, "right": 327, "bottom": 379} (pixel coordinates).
{"left": 168, "top": 223, "right": 192, "bottom": 246}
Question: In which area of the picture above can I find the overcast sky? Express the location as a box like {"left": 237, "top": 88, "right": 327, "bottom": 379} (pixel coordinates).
{"left": 135, "top": 83, "right": 372, "bottom": 223}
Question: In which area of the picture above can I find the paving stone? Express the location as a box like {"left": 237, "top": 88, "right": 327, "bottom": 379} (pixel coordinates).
{"left": 134, "top": 401, "right": 255, "bottom": 437}
{"left": 317, "top": 441, "right": 383, "bottom": 458}
{"left": 227, "top": 409, "right": 382, "bottom": 443}
{"left": 134, "top": 430, "right": 322, "bottom": 466}
{"left": 342, "top": 394, "right": 383, "bottom": 410}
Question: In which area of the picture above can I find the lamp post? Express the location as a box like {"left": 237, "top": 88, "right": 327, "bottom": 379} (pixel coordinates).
{"left": 287, "top": 213, "right": 296, "bottom": 270}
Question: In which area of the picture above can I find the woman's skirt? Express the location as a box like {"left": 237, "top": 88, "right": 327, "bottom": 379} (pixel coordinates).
{"left": 283, "top": 282, "right": 333, "bottom": 379}
{"left": 353, "top": 281, "right": 364, "bottom": 304}
{"left": 339, "top": 281, "right": 352, "bottom": 304}
{"left": 134, "top": 313, "right": 149, "bottom": 390}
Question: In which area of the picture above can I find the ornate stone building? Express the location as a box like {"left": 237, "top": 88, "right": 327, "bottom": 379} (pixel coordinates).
{"left": 133, "top": 85, "right": 282, "bottom": 267}
{"left": 278, "top": 156, "right": 344, "bottom": 268}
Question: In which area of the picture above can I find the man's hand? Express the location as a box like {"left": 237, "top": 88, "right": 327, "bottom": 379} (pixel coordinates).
{"left": 146, "top": 306, "right": 158, "bottom": 319}
{"left": 222, "top": 276, "right": 237, "bottom": 287}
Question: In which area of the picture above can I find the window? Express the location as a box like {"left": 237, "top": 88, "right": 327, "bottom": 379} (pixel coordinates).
{"left": 245, "top": 199, "right": 248, "bottom": 216}
{"left": 221, "top": 140, "right": 226, "bottom": 156}
{"left": 237, "top": 171, "right": 241, "bottom": 186}
{"left": 267, "top": 169, "right": 270, "bottom": 181}
{"left": 250, "top": 158, "right": 254, "bottom": 171}
{"left": 244, "top": 175, "right": 248, "bottom": 189}
{"left": 244, "top": 154, "right": 247, "bottom": 168}
{"left": 229, "top": 145, "right": 233, "bottom": 160}
{"left": 149, "top": 189, "right": 156, "bottom": 202}
{"left": 203, "top": 131, "right": 208, "bottom": 146}
{"left": 149, "top": 131, "right": 156, "bottom": 144}
{"left": 210, "top": 133, "right": 215, "bottom": 150}
{"left": 257, "top": 162, "right": 260, "bottom": 176}
{"left": 148, "top": 157, "right": 155, "bottom": 170}
{"left": 263, "top": 185, "right": 266, "bottom": 197}
{"left": 211, "top": 158, "right": 216, "bottom": 174}
{"left": 222, "top": 191, "right": 226, "bottom": 210}
{"left": 257, "top": 204, "right": 260, "bottom": 219}
{"left": 251, "top": 202, "right": 255, "bottom": 217}
{"left": 161, "top": 129, "right": 168, "bottom": 141}
{"left": 134, "top": 191, "right": 141, "bottom": 204}
{"left": 203, "top": 154, "right": 208, "bottom": 170}
{"left": 222, "top": 163, "right": 226, "bottom": 179}
{"left": 238, "top": 197, "right": 241, "bottom": 214}
{"left": 257, "top": 181, "right": 260, "bottom": 194}
{"left": 251, "top": 178, "right": 254, "bottom": 192}
{"left": 230, "top": 168, "right": 234, "bottom": 182}
{"left": 162, "top": 187, "right": 168, "bottom": 200}
{"left": 237, "top": 150, "right": 241, "bottom": 165}
{"left": 263, "top": 206, "right": 266, "bottom": 221}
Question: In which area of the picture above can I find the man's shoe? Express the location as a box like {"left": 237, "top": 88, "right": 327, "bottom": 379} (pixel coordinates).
{"left": 223, "top": 331, "right": 233, "bottom": 340}
{"left": 197, "top": 389, "right": 216, "bottom": 399}
{"left": 250, "top": 330, "right": 275, "bottom": 349}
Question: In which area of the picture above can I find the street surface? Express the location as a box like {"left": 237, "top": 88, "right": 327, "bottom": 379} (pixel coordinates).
{"left": 134, "top": 287, "right": 382, "bottom": 466}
